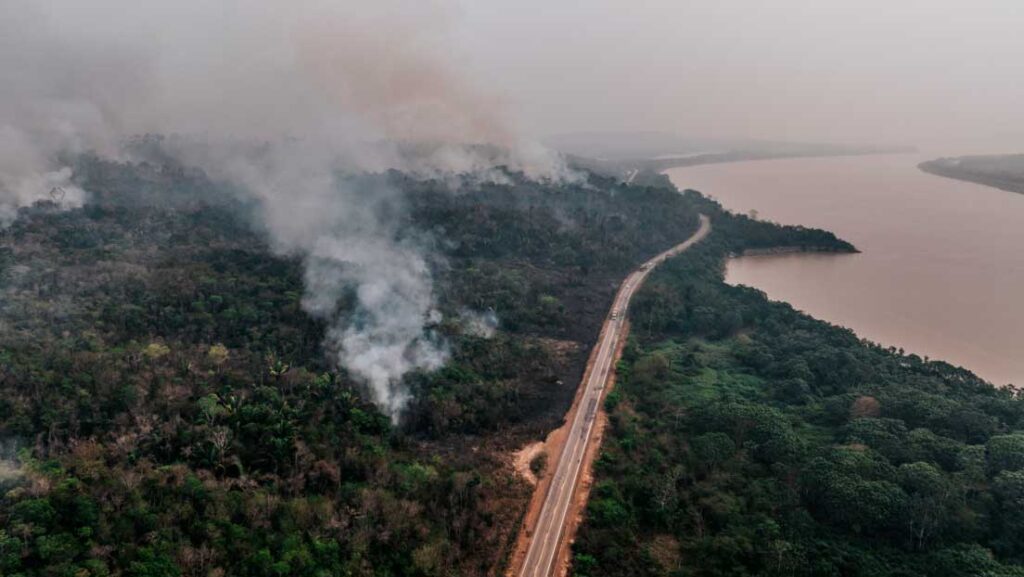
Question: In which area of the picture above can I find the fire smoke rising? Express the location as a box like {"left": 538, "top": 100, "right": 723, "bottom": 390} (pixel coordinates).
{"left": 0, "top": 0, "right": 574, "bottom": 420}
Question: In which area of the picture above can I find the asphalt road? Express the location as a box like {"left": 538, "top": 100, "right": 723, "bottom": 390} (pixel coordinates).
{"left": 517, "top": 214, "right": 712, "bottom": 577}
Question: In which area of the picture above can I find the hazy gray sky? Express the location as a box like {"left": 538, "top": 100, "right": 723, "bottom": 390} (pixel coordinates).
{"left": 4, "top": 0, "right": 1023, "bottom": 158}
{"left": 453, "top": 0, "right": 1024, "bottom": 151}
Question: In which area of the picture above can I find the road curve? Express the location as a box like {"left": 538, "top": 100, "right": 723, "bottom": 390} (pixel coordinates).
{"left": 516, "top": 214, "right": 712, "bottom": 577}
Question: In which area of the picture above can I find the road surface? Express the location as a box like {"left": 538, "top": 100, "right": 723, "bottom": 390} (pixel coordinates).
{"left": 517, "top": 214, "right": 711, "bottom": 577}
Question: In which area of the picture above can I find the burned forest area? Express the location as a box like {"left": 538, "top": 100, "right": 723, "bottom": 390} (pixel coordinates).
{"left": 6, "top": 147, "right": 1014, "bottom": 577}
{"left": 0, "top": 155, "right": 729, "bottom": 576}
{"left": 6, "top": 2, "right": 1024, "bottom": 577}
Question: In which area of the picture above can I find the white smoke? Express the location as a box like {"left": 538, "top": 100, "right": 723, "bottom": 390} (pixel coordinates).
{"left": 315, "top": 237, "right": 448, "bottom": 417}
{"left": 0, "top": 0, "right": 576, "bottom": 420}
{"left": 0, "top": 438, "right": 23, "bottom": 485}
{"left": 171, "top": 139, "right": 450, "bottom": 420}
{"left": 460, "top": 308, "right": 500, "bottom": 339}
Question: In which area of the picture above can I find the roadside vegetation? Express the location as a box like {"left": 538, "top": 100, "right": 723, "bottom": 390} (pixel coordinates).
{"left": 0, "top": 151, "right": 860, "bottom": 575}
{"left": 572, "top": 212, "right": 1024, "bottom": 577}
{"left": 0, "top": 153, "right": 767, "bottom": 577}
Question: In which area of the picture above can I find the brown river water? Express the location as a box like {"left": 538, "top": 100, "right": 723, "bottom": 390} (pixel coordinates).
{"left": 666, "top": 154, "right": 1024, "bottom": 387}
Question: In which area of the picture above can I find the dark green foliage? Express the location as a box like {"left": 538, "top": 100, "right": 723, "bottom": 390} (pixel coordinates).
{"left": 573, "top": 214, "right": 1024, "bottom": 576}
{"left": 0, "top": 156, "right": 718, "bottom": 575}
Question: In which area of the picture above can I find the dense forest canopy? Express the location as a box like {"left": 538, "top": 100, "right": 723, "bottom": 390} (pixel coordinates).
{"left": 0, "top": 150, "right": 957, "bottom": 577}
{"left": 0, "top": 154, "right": 745, "bottom": 577}
{"left": 572, "top": 209, "right": 1024, "bottom": 577}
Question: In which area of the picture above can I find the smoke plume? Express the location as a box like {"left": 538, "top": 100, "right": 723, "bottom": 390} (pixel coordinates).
{"left": 0, "top": 0, "right": 573, "bottom": 419}
{"left": 460, "top": 308, "right": 500, "bottom": 339}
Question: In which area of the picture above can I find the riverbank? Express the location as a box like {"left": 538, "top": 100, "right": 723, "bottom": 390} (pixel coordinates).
{"left": 571, "top": 226, "right": 1024, "bottom": 577}
{"left": 919, "top": 156, "right": 1024, "bottom": 195}
{"left": 666, "top": 154, "right": 1024, "bottom": 387}
{"left": 733, "top": 244, "right": 860, "bottom": 257}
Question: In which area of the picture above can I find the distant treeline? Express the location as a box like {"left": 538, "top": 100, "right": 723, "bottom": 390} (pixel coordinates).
{"left": 551, "top": 131, "right": 914, "bottom": 182}
{"left": 920, "top": 154, "right": 1024, "bottom": 195}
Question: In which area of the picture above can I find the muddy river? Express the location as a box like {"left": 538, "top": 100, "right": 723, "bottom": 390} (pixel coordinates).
{"left": 667, "top": 154, "right": 1024, "bottom": 386}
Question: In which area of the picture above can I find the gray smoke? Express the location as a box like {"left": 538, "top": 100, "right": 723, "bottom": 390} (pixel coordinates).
{"left": 460, "top": 308, "right": 500, "bottom": 339}
{"left": 0, "top": 2, "right": 124, "bottom": 223}
{"left": 313, "top": 237, "right": 447, "bottom": 416}
{"left": 0, "top": 0, "right": 575, "bottom": 420}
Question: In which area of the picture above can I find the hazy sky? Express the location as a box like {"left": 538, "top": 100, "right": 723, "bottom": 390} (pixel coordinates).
{"left": 453, "top": 0, "right": 1024, "bottom": 151}
{"left": 4, "top": 0, "right": 1024, "bottom": 157}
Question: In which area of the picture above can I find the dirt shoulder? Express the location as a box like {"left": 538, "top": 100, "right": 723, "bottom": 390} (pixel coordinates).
{"left": 507, "top": 215, "right": 711, "bottom": 577}
{"left": 505, "top": 310, "right": 619, "bottom": 576}
{"left": 552, "top": 320, "right": 629, "bottom": 577}
{"left": 506, "top": 318, "right": 629, "bottom": 577}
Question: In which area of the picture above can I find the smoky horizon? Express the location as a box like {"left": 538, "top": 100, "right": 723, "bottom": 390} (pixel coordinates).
{"left": 454, "top": 0, "right": 1024, "bottom": 155}
{"left": 4, "top": 1, "right": 1023, "bottom": 160}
